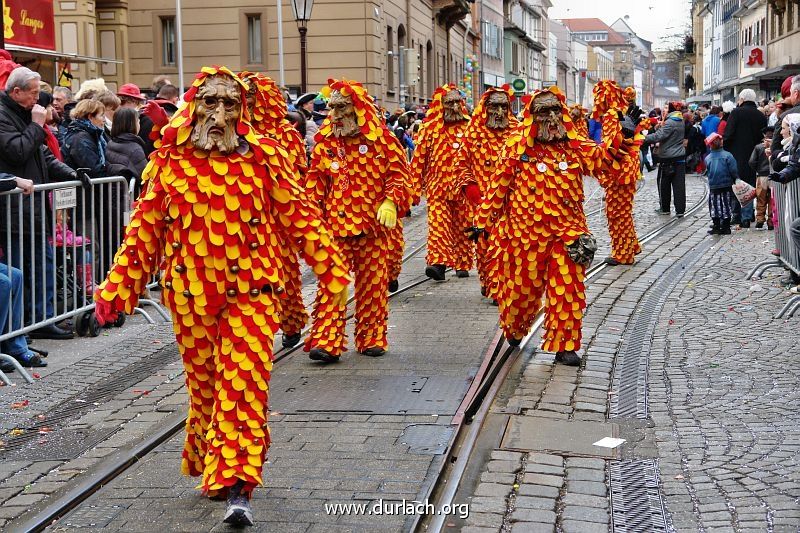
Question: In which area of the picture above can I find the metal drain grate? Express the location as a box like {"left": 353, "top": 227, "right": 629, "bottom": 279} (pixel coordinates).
{"left": 610, "top": 239, "right": 712, "bottom": 419}
{"left": 610, "top": 460, "right": 669, "bottom": 532}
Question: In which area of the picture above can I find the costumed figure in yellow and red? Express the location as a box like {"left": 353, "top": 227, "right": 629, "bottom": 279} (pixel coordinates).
{"left": 468, "top": 86, "right": 630, "bottom": 366}
{"left": 303, "top": 79, "right": 411, "bottom": 362}
{"left": 569, "top": 104, "right": 590, "bottom": 139}
{"left": 453, "top": 85, "right": 518, "bottom": 299}
{"left": 410, "top": 84, "right": 474, "bottom": 281}
{"left": 93, "top": 67, "right": 350, "bottom": 527}
{"left": 240, "top": 71, "right": 310, "bottom": 347}
{"left": 593, "top": 82, "right": 646, "bottom": 265}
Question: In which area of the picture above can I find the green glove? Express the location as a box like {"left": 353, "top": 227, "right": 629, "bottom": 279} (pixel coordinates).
{"left": 376, "top": 198, "right": 397, "bottom": 228}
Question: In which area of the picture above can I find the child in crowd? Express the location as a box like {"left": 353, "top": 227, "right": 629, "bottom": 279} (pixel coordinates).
{"left": 704, "top": 133, "right": 738, "bottom": 235}
{"left": 750, "top": 125, "right": 775, "bottom": 229}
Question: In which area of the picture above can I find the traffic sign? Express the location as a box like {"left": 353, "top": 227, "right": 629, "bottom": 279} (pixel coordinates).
{"left": 511, "top": 78, "right": 526, "bottom": 93}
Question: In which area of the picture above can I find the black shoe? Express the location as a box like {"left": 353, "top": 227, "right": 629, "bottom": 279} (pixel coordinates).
{"left": 491, "top": 299, "right": 499, "bottom": 306}
{"left": 361, "top": 347, "right": 386, "bottom": 357}
{"left": 0, "top": 359, "right": 16, "bottom": 373}
{"left": 555, "top": 350, "right": 581, "bottom": 366}
{"left": 604, "top": 257, "right": 621, "bottom": 266}
{"left": 676, "top": 213, "right": 684, "bottom": 218}
{"left": 506, "top": 336, "right": 521, "bottom": 347}
{"left": 13, "top": 352, "right": 47, "bottom": 368}
{"left": 388, "top": 279, "right": 399, "bottom": 293}
{"left": 309, "top": 347, "right": 339, "bottom": 363}
{"left": 224, "top": 480, "right": 254, "bottom": 527}
{"left": 755, "top": 221, "right": 764, "bottom": 229}
{"left": 480, "top": 286, "right": 487, "bottom": 297}
{"left": 455, "top": 270, "right": 469, "bottom": 278}
{"left": 720, "top": 220, "right": 732, "bottom": 235}
{"left": 282, "top": 332, "right": 301, "bottom": 348}
{"left": 731, "top": 218, "right": 741, "bottom": 226}
{"left": 29, "top": 324, "right": 73, "bottom": 340}
{"left": 655, "top": 207, "right": 669, "bottom": 214}
{"left": 767, "top": 223, "right": 774, "bottom": 231}
{"left": 425, "top": 264, "right": 446, "bottom": 281}
{"left": 739, "top": 221, "right": 750, "bottom": 229}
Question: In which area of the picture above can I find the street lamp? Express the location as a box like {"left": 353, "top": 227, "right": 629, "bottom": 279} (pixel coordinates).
{"left": 291, "top": 0, "right": 314, "bottom": 93}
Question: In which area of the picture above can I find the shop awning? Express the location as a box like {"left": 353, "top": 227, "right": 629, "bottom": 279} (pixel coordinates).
{"left": 5, "top": 44, "right": 123, "bottom": 64}
{"left": 753, "top": 64, "right": 800, "bottom": 80}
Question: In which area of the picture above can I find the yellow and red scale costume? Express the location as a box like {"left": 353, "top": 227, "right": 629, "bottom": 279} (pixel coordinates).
{"left": 94, "top": 67, "right": 350, "bottom": 494}
{"left": 569, "top": 104, "right": 590, "bottom": 139}
{"left": 474, "top": 86, "right": 624, "bottom": 352}
{"left": 410, "top": 84, "right": 474, "bottom": 272}
{"left": 303, "top": 79, "right": 411, "bottom": 358}
{"left": 592, "top": 82, "right": 645, "bottom": 265}
{"left": 454, "top": 85, "right": 518, "bottom": 297}
{"left": 240, "top": 71, "right": 310, "bottom": 341}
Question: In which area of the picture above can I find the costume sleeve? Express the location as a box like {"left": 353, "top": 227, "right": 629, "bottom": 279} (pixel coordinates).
{"left": 95, "top": 173, "right": 166, "bottom": 314}
{"left": 303, "top": 142, "right": 329, "bottom": 209}
{"left": 474, "top": 143, "right": 517, "bottom": 230}
{"left": 453, "top": 138, "right": 475, "bottom": 190}
{"left": 383, "top": 135, "right": 412, "bottom": 213}
{"left": 409, "top": 128, "right": 428, "bottom": 202}
{"left": 580, "top": 111, "right": 624, "bottom": 179}
{"left": 267, "top": 155, "right": 351, "bottom": 294}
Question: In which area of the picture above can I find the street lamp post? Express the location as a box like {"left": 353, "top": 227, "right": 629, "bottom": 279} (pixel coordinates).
{"left": 291, "top": 0, "right": 314, "bottom": 93}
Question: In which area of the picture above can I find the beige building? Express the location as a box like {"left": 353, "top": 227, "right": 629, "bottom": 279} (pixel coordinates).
{"left": 757, "top": 0, "right": 800, "bottom": 97}
{"left": 36, "top": 0, "right": 481, "bottom": 108}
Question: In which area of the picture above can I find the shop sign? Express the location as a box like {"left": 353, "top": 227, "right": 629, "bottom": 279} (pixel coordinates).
{"left": 3, "top": 0, "right": 56, "bottom": 51}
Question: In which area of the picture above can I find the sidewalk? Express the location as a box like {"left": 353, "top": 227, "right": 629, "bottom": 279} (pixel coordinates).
{"left": 458, "top": 177, "right": 800, "bottom": 532}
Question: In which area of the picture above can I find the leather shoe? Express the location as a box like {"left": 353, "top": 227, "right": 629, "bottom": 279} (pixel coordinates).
{"left": 455, "top": 270, "right": 469, "bottom": 278}
{"left": 309, "top": 347, "right": 339, "bottom": 363}
{"left": 555, "top": 350, "right": 581, "bottom": 366}
{"left": 361, "top": 347, "right": 386, "bottom": 357}
{"left": 425, "top": 264, "right": 446, "bottom": 281}
{"left": 29, "top": 324, "right": 74, "bottom": 340}
{"left": 0, "top": 359, "right": 16, "bottom": 373}
{"left": 282, "top": 332, "right": 301, "bottom": 348}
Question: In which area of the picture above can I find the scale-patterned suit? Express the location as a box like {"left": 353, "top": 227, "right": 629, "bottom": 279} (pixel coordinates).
{"left": 303, "top": 79, "right": 411, "bottom": 358}
{"left": 94, "top": 67, "right": 350, "bottom": 494}
{"left": 593, "top": 81, "right": 645, "bottom": 265}
{"left": 410, "top": 84, "right": 473, "bottom": 272}
{"left": 473, "top": 86, "right": 626, "bottom": 353}
{"left": 453, "top": 85, "right": 518, "bottom": 297}
{"left": 241, "top": 71, "right": 310, "bottom": 341}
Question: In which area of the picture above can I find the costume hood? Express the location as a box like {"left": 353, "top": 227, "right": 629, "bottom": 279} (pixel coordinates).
{"left": 240, "top": 71, "right": 287, "bottom": 128}
{"left": 158, "top": 66, "right": 256, "bottom": 150}
{"left": 591, "top": 79, "right": 628, "bottom": 120}
{"left": 423, "top": 84, "right": 469, "bottom": 125}
{"left": 512, "top": 86, "right": 579, "bottom": 152}
{"left": 470, "top": 84, "right": 518, "bottom": 129}
{"left": 316, "top": 78, "right": 384, "bottom": 141}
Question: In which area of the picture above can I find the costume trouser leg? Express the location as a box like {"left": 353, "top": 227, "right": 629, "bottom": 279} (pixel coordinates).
{"left": 606, "top": 182, "right": 639, "bottom": 264}
{"left": 386, "top": 220, "right": 405, "bottom": 282}
{"left": 452, "top": 197, "right": 475, "bottom": 271}
{"left": 427, "top": 196, "right": 472, "bottom": 269}
{"left": 279, "top": 243, "right": 308, "bottom": 337}
{"left": 307, "top": 234, "right": 389, "bottom": 356}
{"left": 497, "top": 239, "right": 585, "bottom": 352}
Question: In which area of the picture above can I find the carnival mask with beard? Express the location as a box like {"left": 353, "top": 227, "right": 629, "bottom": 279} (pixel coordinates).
{"left": 442, "top": 89, "right": 468, "bottom": 123}
{"left": 328, "top": 91, "right": 359, "bottom": 138}
{"left": 531, "top": 92, "right": 567, "bottom": 142}
{"left": 485, "top": 92, "right": 510, "bottom": 130}
{"left": 190, "top": 75, "right": 242, "bottom": 153}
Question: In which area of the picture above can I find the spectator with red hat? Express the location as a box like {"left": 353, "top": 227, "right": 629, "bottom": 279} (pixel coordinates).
{"left": 116, "top": 82, "right": 147, "bottom": 109}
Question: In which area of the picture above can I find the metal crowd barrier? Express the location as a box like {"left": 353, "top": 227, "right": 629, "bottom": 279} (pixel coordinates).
{"left": 0, "top": 176, "right": 169, "bottom": 386}
{"left": 747, "top": 180, "right": 800, "bottom": 318}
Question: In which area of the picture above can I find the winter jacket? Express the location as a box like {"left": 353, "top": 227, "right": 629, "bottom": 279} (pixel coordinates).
{"left": 770, "top": 103, "right": 800, "bottom": 167}
{"left": 0, "top": 92, "right": 76, "bottom": 236}
{"left": 775, "top": 148, "right": 799, "bottom": 184}
{"left": 106, "top": 133, "right": 147, "bottom": 180}
{"left": 645, "top": 111, "right": 686, "bottom": 161}
{"left": 748, "top": 144, "right": 770, "bottom": 176}
{"left": 63, "top": 119, "right": 108, "bottom": 179}
{"left": 705, "top": 148, "right": 738, "bottom": 190}
{"left": 722, "top": 101, "right": 767, "bottom": 185}
{"left": 0, "top": 172, "right": 18, "bottom": 192}
{"left": 701, "top": 114, "right": 721, "bottom": 138}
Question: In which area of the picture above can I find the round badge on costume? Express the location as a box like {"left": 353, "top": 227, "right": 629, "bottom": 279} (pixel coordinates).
{"left": 558, "top": 161, "right": 569, "bottom": 171}
{"left": 536, "top": 163, "right": 548, "bottom": 173}
{"left": 331, "top": 162, "right": 340, "bottom": 171}
{"left": 358, "top": 145, "right": 368, "bottom": 155}
{"left": 453, "top": 142, "right": 460, "bottom": 149}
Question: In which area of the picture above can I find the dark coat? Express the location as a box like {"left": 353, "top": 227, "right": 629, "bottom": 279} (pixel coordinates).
{"left": 770, "top": 102, "right": 800, "bottom": 167}
{"left": 0, "top": 92, "right": 75, "bottom": 236}
{"left": 105, "top": 133, "right": 147, "bottom": 179}
{"left": 722, "top": 101, "right": 767, "bottom": 185}
{"left": 63, "top": 120, "right": 107, "bottom": 178}
{"left": 138, "top": 100, "right": 178, "bottom": 156}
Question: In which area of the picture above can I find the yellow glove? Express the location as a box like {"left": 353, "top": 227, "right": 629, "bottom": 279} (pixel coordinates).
{"left": 376, "top": 198, "right": 397, "bottom": 229}
{"left": 332, "top": 284, "right": 349, "bottom": 307}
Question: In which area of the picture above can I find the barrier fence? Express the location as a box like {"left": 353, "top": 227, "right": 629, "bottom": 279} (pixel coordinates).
{"left": 0, "top": 176, "right": 168, "bottom": 386}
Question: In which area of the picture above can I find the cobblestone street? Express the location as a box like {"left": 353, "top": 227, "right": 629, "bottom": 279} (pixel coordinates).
{"left": 3, "top": 172, "right": 800, "bottom": 533}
